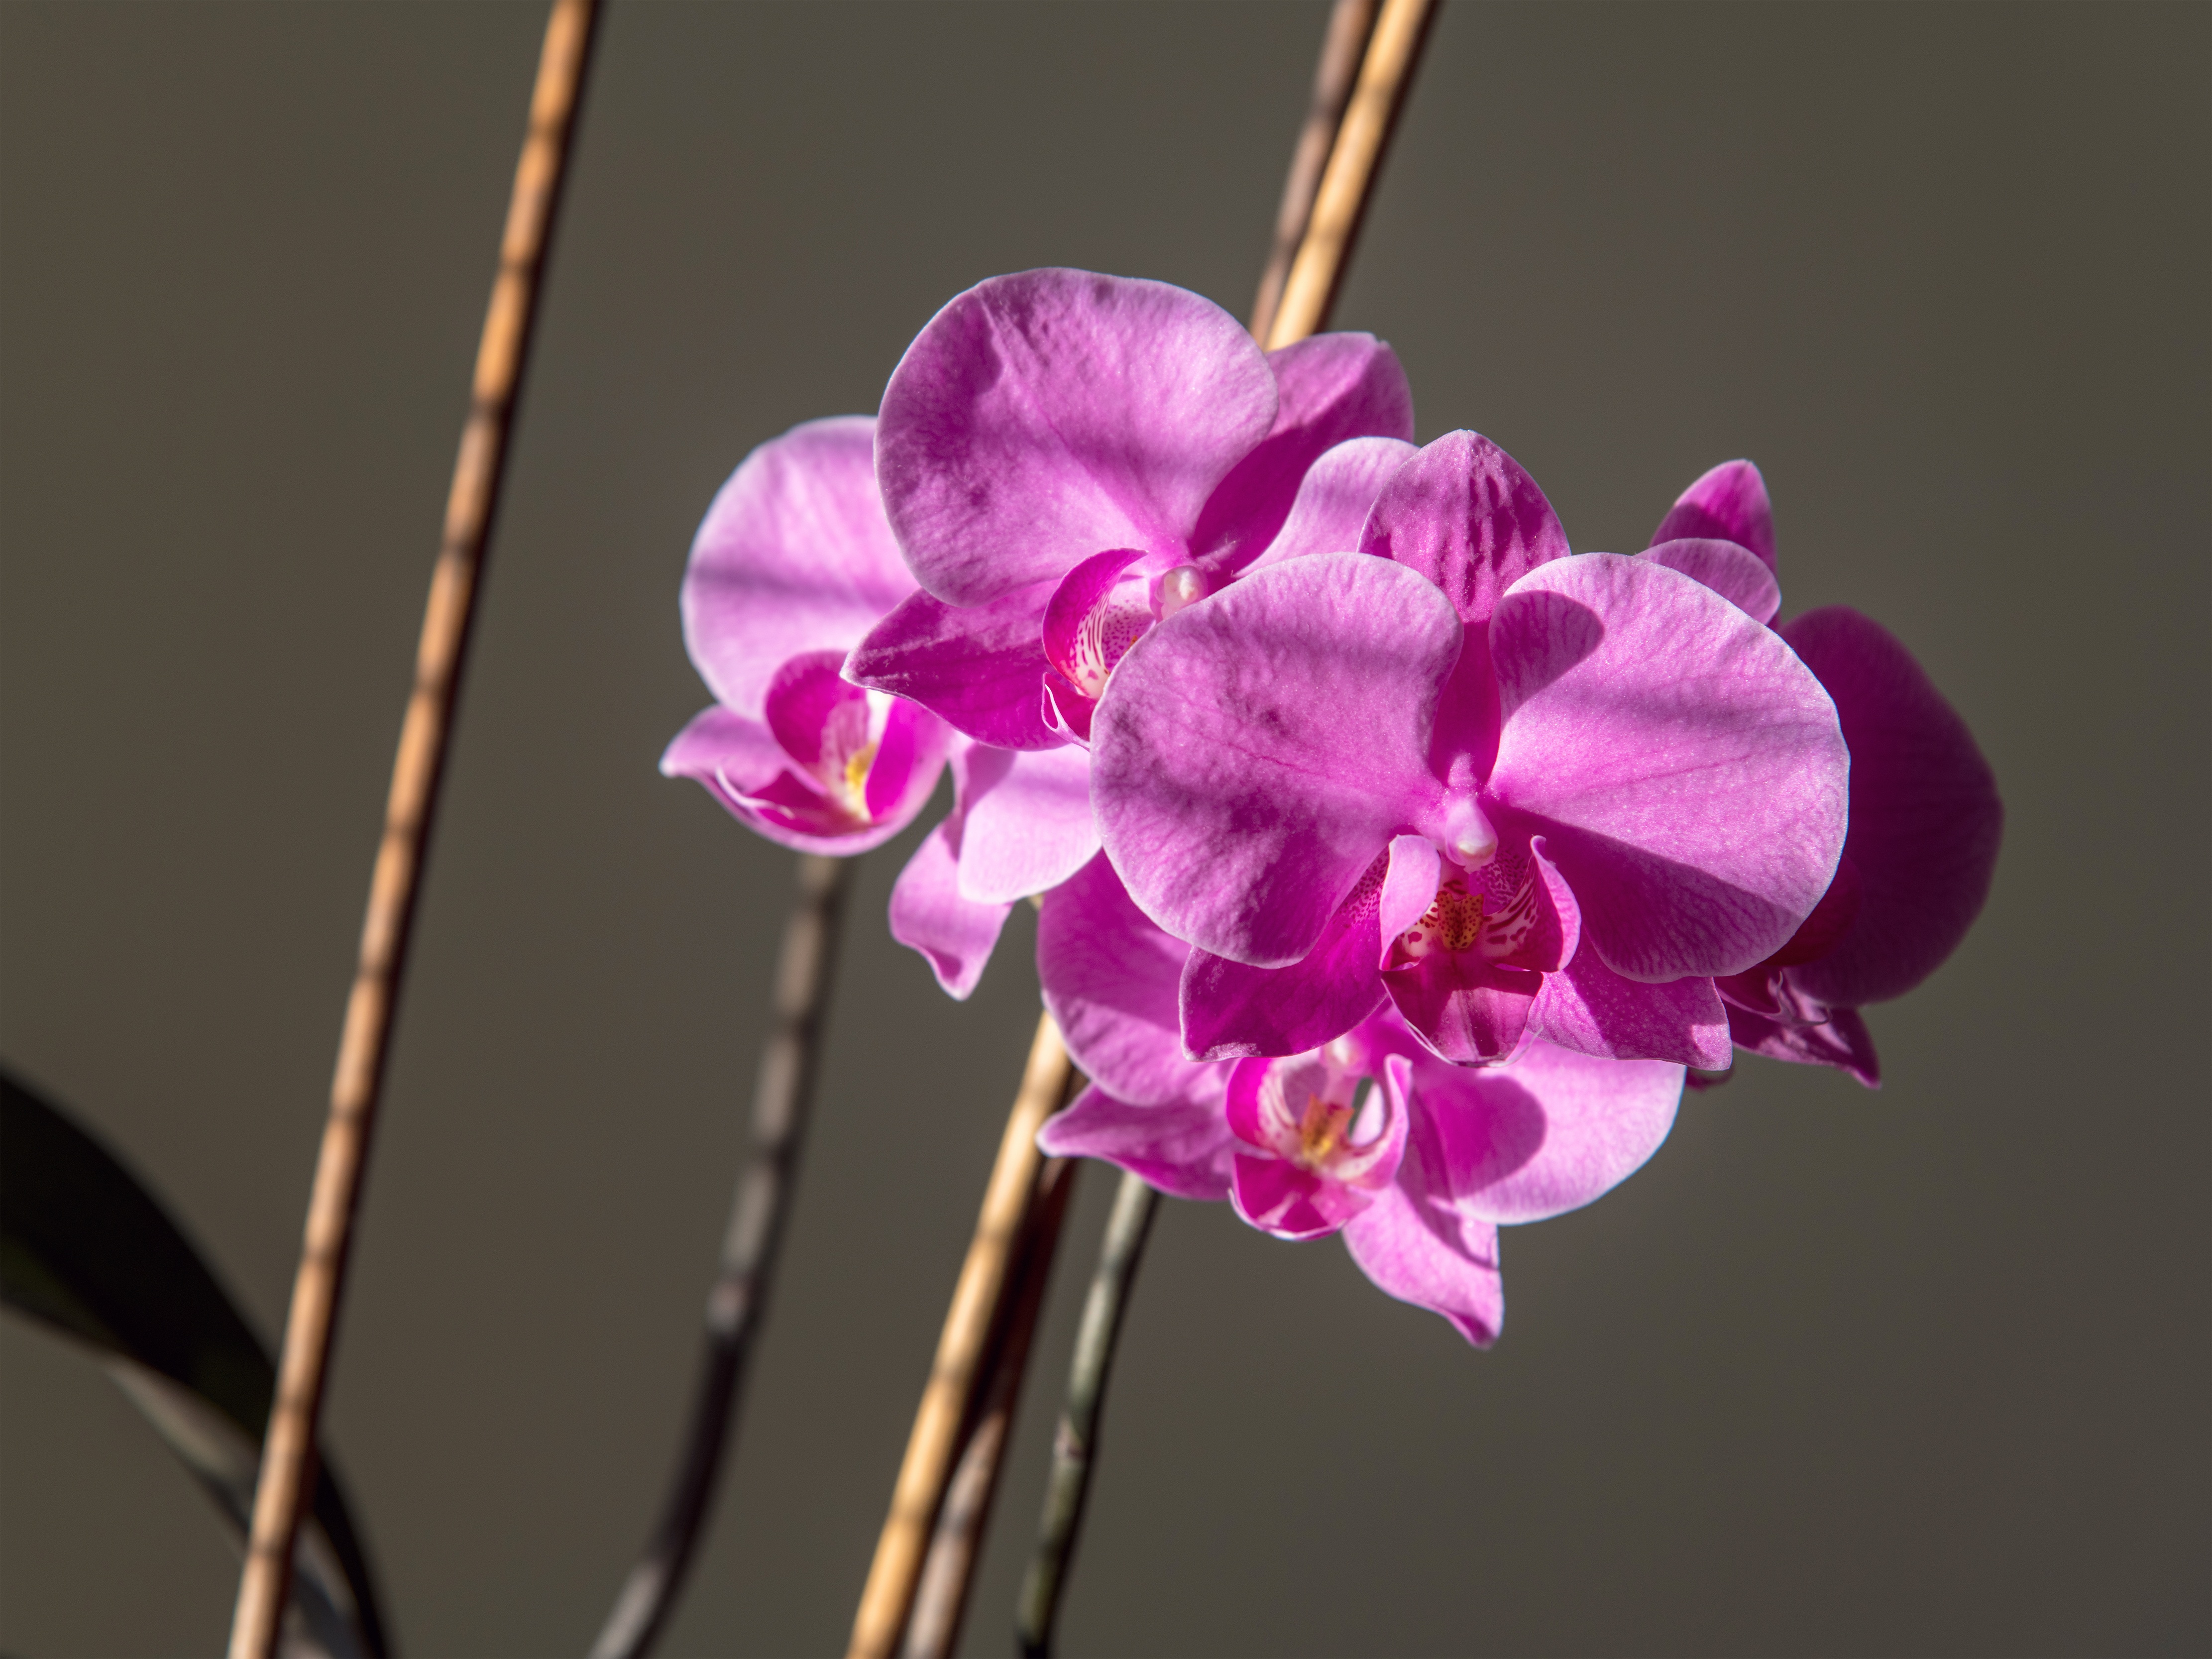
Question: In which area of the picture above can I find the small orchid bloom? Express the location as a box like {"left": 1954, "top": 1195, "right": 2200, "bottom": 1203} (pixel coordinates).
{"left": 662, "top": 417, "right": 951, "bottom": 853}
{"left": 1642, "top": 463, "right": 2002, "bottom": 1086}
{"left": 1037, "top": 852, "right": 1684, "bottom": 1344}
{"left": 1093, "top": 431, "right": 1850, "bottom": 1071}
{"left": 847, "top": 269, "right": 1415, "bottom": 750}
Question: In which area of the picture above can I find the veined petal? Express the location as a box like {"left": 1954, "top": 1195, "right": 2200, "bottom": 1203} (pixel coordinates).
{"left": 1245, "top": 436, "right": 1420, "bottom": 576}
{"left": 1384, "top": 956, "right": 1541, "bottom": 1064}
{"left": 846, "top": 584, "right": 1061, "bottom": 751}
{"left": 1038, "top": 1082, "right": 1235, "bottom": 1202}
{"left": 1341, "top": 1080, "right": 1505, "bottom": 1347}
{"left": 956, "top": 743, "right": 1099, "bottom": 904}
{"left": 1359, "top": 430, "right": 1571, "bottom": 628}
{"left": 1650, "top": 459, "right": 1774, "bottom": 569}
{"left": 1489, "top": 555, "right": 1847, "bottom": 980}
{"left": 1638, "top": 537, "right": 1780, "bottom": 624}
{"left": 1779, "top": 607, "right": 2002, "bottom": 1007}
{"left": 889, "top": 816, "right": 1013, "bottom": 999}
{"left": 1180, "top": 854, "right": 1390, "bottom": 1061}
{"left": 878, "top": 269, "right": 1278, "bottom": 605}
{"left": 1037, "top": 853, "right": 1212, "bottom": 1108}
{"left": 1526, "top": 941, "right": 1732, "bottom": 1068}
{"left": 682, "top": 417, "right": 914, "bottom": 717}
{"left": 1093, "top": 554, "right": 1459, "bottom": 966}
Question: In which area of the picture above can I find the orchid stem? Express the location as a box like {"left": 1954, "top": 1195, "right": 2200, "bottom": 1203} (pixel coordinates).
{"left": 1014, "top": 1171, "right": 1161, "bottom": 1659}
{"left": 1249, "top": 0, "right": 1380, "bottom": 343}
{"left": 589, "top": 853, "right": 854, "bottom": 1659}
{"left": 225, "top": 5, "right": 600, "bottom": 1656}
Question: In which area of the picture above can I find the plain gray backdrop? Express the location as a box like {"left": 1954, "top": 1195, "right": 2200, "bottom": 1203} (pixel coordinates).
{"left": 1, "top": 3, "right": 2206, "bottom": 1655}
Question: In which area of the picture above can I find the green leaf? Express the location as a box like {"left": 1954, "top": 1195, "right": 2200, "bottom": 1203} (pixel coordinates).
{"left": 0, "top": 1066, "right": 390, "bottom": 1659}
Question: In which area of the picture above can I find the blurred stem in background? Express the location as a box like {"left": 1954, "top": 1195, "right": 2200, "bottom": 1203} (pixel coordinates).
{"left": 590, "top": 854, "right": 855, "bottom": 1659}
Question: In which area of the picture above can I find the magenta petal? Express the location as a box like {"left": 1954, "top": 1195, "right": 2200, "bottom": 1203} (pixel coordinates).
{"left": 1039, "top": 1082, "right": 1235, "bottom": 1201}
{"left": 1489, "top": 555, "right": 1848, "bottom": 980}
{"left": 1408, "top": 1041, "right": 1683, "bottom": 1224}
{"left": 1181, "top": 855, "right": 1390, "bottom": 1061}
{"left": 1341, "top": 1093, "right": 1505, "bottom": 1346}
{"left": 1190, "top": 332, "right": 1416, "bottom": 571}
{"left": 1245, "top": 437, "right": 1421, "bottom": 577}
{"left": 1041, "top": 548, "right": 1149, "bottom": 689}
{"left": 1509, "top": 835, "right": 1583, "bottom": 975}
{"left": 1358, "top": 430, "right": 1571, "bottom": 627}
{"left": 878, "top": 269, "right": 1278, "bottom": 606}
{"left": 846, "top": 585, "right": 1061, "bottom": 751}
{"left": 1779, "top": 607, "right": 2003, "bottom": 1007}
{"left": 1728, "top": 1000, "right": 1881, "bottom": 1088}
{"left": 889, "top": 817, "right": 1014, "bottom": 999}
{"left": 955, "top": 743, "right": 1098, "bottom": 904}
{"left": 1638, "top": 537, "right": 1780, "bottom": 625}
{"left": 1526, "top": 941, "right": 1731, "bottom": 1068}
{"left": 1384, "top": 956, "right": 1541, "bottom": 1065}
{"left": 1038, "top": 854, "right": 1212, "bottom": 1106}
{"left": 860, "top": 698, "right": 951, "bottom": 825}
{"left": 662, "top": 705, "right": 907, "bottom": 855}
{"left": 764, "top": 650, "right": 867, "bottom": 768}
{"left": 1650, "top": 459, "right": 1774, "bottom": 569}
{"left": 1093, "top": 554, "right": 1459, "bottom": 966}
{"left": 681, "top": 416, "right": 915, "bottom": 717}
{"left": 1377, "top": 835, "right": 1441, "bottom": 969}
{"left": 1230, "top": 1153, "right": 1348, "bottom": 1241}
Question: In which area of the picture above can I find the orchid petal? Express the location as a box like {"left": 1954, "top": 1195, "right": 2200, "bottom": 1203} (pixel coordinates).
{"left": 1638, "top": 537, "right": 1780, "bottom": 624}
{"left": 1246, "top": 437, "right": 1421, "bottom": 576}
{"left": 1038, "top": 1082, "right": 1235, "bottom": 1201}
{"left": 1489, "top": 555, "right": 1847, "bottom": 980}
{"left": 1093, "top": 554, "right": 1459, "bottom": 966}
{"left": 1779, "top": 607, "right": 2002, "bottom": 1007}
{"left": 1727, "top": 1000, "right": 1881, "bottom": 1088}
{"left": 681, "top": 416, "right": 914, "bottom": 717}
{"left": 1377, "top": 835, "right": 1442, "bottom": 969}
{"left": 1525, "top": 941, "right": 1732, "bottom": 1068}
{"left": 662, "top": 705, "right": 924, "bottom": 856}
{"left": 1384, "top": 956, "right": 1541, "bottom": 1064}
{"left": 846, "top": 584, "right": 1061, "bottom": 751}
{"left": 1341, "top": 1075, "right": 1505, "bottom": 1346}
{"left": 1038, "top": 853, "right": 1212, "bottom": 1107}
{"left": 1180, "top": 855, "right": 1390, "bottom": 1061}
{"left": 955, "top": 743, "right": 1099, "bottom": 904}
{"left": 1359, "top": 430, "right": 1571, "bottom": 627}
{"left": 888, "top": 816, "right": 1012, "bottom": 999}
{"left": 877, "top": 270, "right": 1278, "bottom": 605}
{"left": 1650, "top": 459, "right": 1774, "bottom": 569}
{"left": 763, "top": 650, "right": 867, "bottom": 769}
{"left": 860, "top": 698, "right": 951, "bottom": 825}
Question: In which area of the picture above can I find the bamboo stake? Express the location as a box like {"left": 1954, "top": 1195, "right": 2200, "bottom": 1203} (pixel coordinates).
{"left": 900, "top": 1154, "right": 1079, "bottom": 1659}
{"left": 1265, "top": 0, "right": 1438, "bottom": 351}
{"left": 226, "top": 5, "right": 600, "bottom": 1655}
{"left": 1249, "top": 0, "right": 1380, "bottom": 344}
{"left": 589, "top": 854, "right": 856, "bottom": 1659}
{"left": 845, "top": 1013, "right": 1074, "bottom": 1659}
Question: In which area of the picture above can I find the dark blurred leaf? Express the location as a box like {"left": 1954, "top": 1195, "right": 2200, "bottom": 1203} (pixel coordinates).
{"left": 0, "top": 1065, "right": 390, "bottom": 1659}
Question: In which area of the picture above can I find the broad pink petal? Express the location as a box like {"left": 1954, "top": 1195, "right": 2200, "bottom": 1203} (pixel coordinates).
{"left": 955, "top": 743, "right": 1098, "bottom": 904}
{"left": 888, "top": 817, "right": 1013, "bottom": 999}
{"left": 1037, "top": 853, "right": 1209, "bottom": 1107}
{"left": 1406, "top": 1041, "right": 1683, "bottom": 1224}
{"left": 1038, "top": 1082, "right": 1235, "bottom": 1201}
{"left": 1359, "top": 430, "right": 1571, "bottom": 627}
{"left": 1489, "top": 555, "right": 1848, "bottom": 980}
{"left": 1779, "top": 608, "right": 2002, "bottom": 1007}
{"left": 1189, "top": 332, "right": 1415, "bottom": 572}
{"left": 1638, "top": 537, "right": 1780, "bottom": 624}
{"left": 1377, "top": 835, "right": 1441, "bottom": 968}
{"left": 845, "top": 585, "right": 1061, "bottom": 751}
{"left": 662, "top": 705, "right": 919, "bottom": 855}
{"left": 877, "top": 270, "right": 1278, "bottom": 605}
{"left": 682, "top": 417, "right": 914, "bottom": 717}
{"left": 1341, "top": 1083, "right": 1505, "bottom": 1346}
{"left": 1093, "top": 554, "right": 1458, "bottom": 966}
{"left": 1526, "top": 941, "right": 1732, "bottom": 1068}
{"left": 1384, "top": 956, "right": 1541, "bottom": 1064}
{"left": 1245, "top": 437, "right": 1421, "bottom": 576}
{"left": 1727, "top": 1001, "right": 1881, "bottom": 1088}
{"left": 1180, "top": 855, "right": 1390, "bottom": 1061}
{"left": 1650, "top": 459, "right": 1774, "bottom": 569}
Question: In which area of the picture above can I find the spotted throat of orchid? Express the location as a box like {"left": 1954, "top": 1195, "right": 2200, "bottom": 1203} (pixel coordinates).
{"left": 1226, "top": 1030, "right": 1406, "bottom": 1240}
{"left": 1041, "top": 551, "right": 1209, "bottom": 743}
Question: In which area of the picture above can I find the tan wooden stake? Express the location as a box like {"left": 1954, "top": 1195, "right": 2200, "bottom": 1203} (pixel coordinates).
{"left": 226, "top": 4, "right": 600, "bottom": 1655}
{"left": 845, "top": 1013, "right": 1074, "bottom": 1659}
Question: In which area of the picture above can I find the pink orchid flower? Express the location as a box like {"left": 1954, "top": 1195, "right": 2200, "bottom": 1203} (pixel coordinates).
{"left": 661, "top": 417, "right": 951, "bottom": 853}
{"left": 845, "top": 268, "right": 1416, "bottom": 749}
{"left": 1090, "top": 430, "right": 1851, "bottom": 1071}
{"left": 1642, "top": 462, "right": 2002, "bottom": 1086}
{"left": 1036, "top": 852, "right": 1683, "bottom": 1345}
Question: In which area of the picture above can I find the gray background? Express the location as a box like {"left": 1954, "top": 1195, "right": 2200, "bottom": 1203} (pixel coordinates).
{"left": 1, "top": 2, "right": 2205, "bottom": 1655}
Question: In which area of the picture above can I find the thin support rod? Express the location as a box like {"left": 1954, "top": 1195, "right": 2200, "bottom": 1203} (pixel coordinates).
{"left": 1265, "top": 0, "right": 1438, "bottom": 352}
{"left": 1249, "top": 0, "right": 1380, "bottom": 343}
{"left": 589, "top": 854, "right": 856, "bottom": 1659}
{"left": 1013, "top": 1172, "right": 1161, "bottom": 1659}
{"left": 845, "top": 1012, "right": 1075, "bottom": 1659}
{"left": 226, "top": 4, "right": 601, "bottom": 1655}
{"left": 900, "top": 1155, "right": 1081, "bottom": 1659}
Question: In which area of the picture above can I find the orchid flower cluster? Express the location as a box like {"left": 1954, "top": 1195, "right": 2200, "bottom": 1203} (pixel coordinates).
{"left": 665, "top": 269, "right": 2000, "bottom": 1345}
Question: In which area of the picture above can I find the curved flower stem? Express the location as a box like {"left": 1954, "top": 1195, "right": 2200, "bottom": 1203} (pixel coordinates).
{"left": 226, "top": 4, "right": 601, "bottom": 1656}
{"left": 1249, "top": 0, "right": 1380, "bottom": 343}
{"left": 589, "top": 853, "right": 854, "bottom": 1659}
{"left": 845, "top": 1013, "right": 1077, "bottom": 1659}
{"left": 1013, "top": 1172, "right": 1161, "bottom": 1659}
